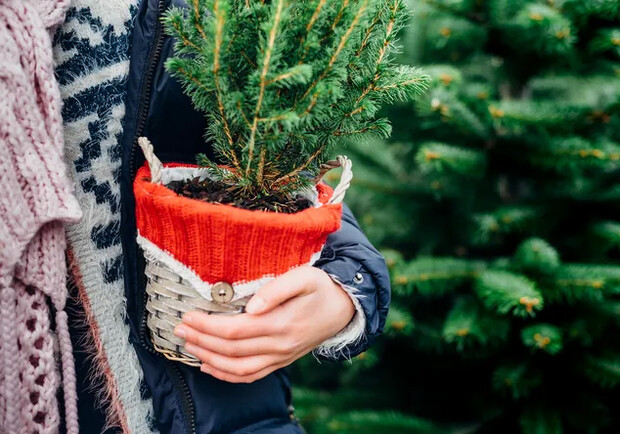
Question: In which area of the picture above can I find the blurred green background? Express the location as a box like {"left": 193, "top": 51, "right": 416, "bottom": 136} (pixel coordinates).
{"left": 292, "top": 0, "right": 620, "bottom": 432}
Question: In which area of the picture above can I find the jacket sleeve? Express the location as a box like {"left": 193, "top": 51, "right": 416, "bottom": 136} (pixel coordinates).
{"left": 312, "top": 204, "right": 391, "bottom": 360}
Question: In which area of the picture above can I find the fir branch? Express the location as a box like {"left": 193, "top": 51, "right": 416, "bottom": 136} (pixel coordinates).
{"left": 246, "top": 0, "right": 286, "bottom": 177}
{"left": 333, "top": 126, "right": 380, "bottom": 136}
{"left": 354, "top": 0, "right": 401, "bottom": 106}
{"left": 307, "top": 0, "right": 327, "bottom": 33}
{"left": 237, "top": 100, "right": 251, "bottom": 128}
{"left": 374, "top": 77, "right": 429, "bottom": 93}
{"left": 300, "top": 92, "right": 320, "bottom": 118}
{"left": 274, "top": 141, "right": 327, "bottom": 185}
{"left": 171, "top": 21, "right": 201, "bottom": 51}
{"left": 241, "top": 50, "right": 257, "bottom": 68}
{"left": 331, "top": 0, "right": 350, "bottom": 32}
{"left": 212, "top": 0, "right": 236, "bottom": 156}
{"left": 192, "top": 0, "right": 208, "bottom": 40}
{"left": 256, "top": 147, "right": 267, "bottom": 186}
{"left": 178, "top": 67, "right": 214, "bottom": 93}
{"left": 265, "top": 65, "right": 312, "bottom": 87}
{"left": 355, "top": 5, "right": 384, "bottom": 57}
{"left": 164, "top": 0, "right": 427, "bottom": 197}
{"left": 301, "top": 0, "right": 369, "bottom": 103}
{"left": 297, "top": 1, "right": 329, "bottom": 65}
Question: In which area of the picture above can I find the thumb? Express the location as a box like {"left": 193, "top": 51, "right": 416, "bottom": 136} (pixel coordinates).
{"left": 245, "top": 267, "right": 314, "bottom": 315}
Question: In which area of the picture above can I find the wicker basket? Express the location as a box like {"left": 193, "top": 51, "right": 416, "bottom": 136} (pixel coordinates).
{"left": 144, "top": 260, "right": 252, "bottom": 366}
{"left": 135, "top": 137, "right": 352, "bottom": 367}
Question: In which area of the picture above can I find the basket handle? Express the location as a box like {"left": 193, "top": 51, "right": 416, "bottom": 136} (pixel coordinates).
{"left": 138, "top": 137, "right": 163, "bottom": 184}
{"left": 139, "top": 136, "right": 353, "bottom": 204}
{"left": 315, "top": 156, "right": 353, "bottom": 205}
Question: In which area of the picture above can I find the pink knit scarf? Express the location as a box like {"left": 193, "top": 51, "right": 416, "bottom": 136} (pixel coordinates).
{"left": 0, "top": 0, "right": 81, "bottom": 433}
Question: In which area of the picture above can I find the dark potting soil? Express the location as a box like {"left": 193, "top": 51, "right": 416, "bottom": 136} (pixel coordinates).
{"left": 166, "top": 177, "right": 313, "bottom": 214}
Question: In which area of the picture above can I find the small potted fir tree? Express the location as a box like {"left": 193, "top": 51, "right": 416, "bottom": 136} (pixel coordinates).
{"left": 134, "top": 0, "right": 428, "bottom": 366}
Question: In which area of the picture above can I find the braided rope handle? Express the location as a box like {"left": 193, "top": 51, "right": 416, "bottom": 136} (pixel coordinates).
{"left": 138, "top": 136, "right": 352, "bottom": 204}
{"left": 138, "top": 137, "right": 164, "bottom": 184}
{"left": 316, "top": 156, "right": 353, "bottom": 205}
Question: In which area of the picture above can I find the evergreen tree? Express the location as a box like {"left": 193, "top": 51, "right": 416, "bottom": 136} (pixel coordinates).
{"left": 294, "top": 0, "right": 620, "bottom": 432}
{"left": 163, "top": 0, "right": 428, "bottom": 198}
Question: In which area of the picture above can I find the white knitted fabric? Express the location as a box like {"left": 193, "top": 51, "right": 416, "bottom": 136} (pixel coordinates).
{"left": 54, "top": 0, "right": 158, "bottom": 432}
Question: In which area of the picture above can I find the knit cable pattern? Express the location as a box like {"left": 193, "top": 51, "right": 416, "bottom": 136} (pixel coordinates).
{"left": 0, "top": 1, "right": 81, "bottom": 433}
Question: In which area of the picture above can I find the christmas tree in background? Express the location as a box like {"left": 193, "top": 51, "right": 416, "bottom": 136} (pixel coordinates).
{"left": 293, "top": 0, "right": 620, "bottom": 432}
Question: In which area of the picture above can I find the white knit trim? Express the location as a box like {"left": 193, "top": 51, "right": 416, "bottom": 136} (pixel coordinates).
{"left": 160, "top": 166, "right": 321, "bottom": 207}
{"left": 313, "top": 275, "right": 367, "bottom": 360}
{"left": 137, "top": 233, "right": 323, "bottom": 301}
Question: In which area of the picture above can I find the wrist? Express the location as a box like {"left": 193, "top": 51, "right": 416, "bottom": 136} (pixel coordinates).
{"left": 317, "top": 268, "right": 355, "bottom": 324}
{"left": 313, "top": 271, "right": 367, "bottom": 359}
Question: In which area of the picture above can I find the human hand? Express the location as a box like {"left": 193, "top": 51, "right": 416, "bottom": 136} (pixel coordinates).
{"left": 173, "top": 266, "right": 356, "bottom": 383}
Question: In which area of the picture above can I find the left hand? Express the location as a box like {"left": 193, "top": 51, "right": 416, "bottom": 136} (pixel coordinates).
{"left": 173, "top": 266, "right": 356, "bottom": 383}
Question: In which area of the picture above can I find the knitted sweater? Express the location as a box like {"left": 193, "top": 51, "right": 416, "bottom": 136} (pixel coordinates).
{"left": 0, "top": 1, "right": 81, "bottom": 433}
{"left": 54, "top": 1, "right": 158, "bottom": 432}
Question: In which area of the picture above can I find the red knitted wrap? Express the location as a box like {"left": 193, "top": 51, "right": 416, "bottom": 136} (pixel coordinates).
{"left": 134, "top": 163, "right": 342, "bottom": 284}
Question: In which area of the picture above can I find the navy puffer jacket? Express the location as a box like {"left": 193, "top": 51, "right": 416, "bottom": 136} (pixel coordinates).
{"left": 71, "top": 0, "right": 391, "bottom": 432}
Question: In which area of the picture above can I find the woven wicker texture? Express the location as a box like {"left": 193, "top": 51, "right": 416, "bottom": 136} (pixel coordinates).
{"left": 136, "top": 138, "right": 353, "bottom": 366}
{"left": 145, "top": 260, "right": 251, "bottom": 366}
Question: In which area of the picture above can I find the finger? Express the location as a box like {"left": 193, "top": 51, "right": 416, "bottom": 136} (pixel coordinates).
{"left": 175, "top": 325, "right": 288, "bottom": 357}
{"left": 245, "top": 266, "right": 315, "bottom": 315}
{"left": 200, "top": 360, "right": 292, "bottom": 384}
{"left": 184, "top": 343, "right": 285, "bottom": 377}
{"left": 181, "top": 311, "right": 277, "bottom": 339}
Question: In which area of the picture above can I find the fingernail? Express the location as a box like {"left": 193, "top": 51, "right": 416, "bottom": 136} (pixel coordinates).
{"left": 200, "top": 365, "right": 212, "bottom": 375}
{"left": 174, "top": 325, "right": 187, "bottom": 339}
{"left": 185, "top": 343, "right": 197, "bottom": 354}
{"left": 245, "top": 297, "right": 266, "bottom": 314}
{"left": 183, "top": 312, "right": 195, "bottom": 325}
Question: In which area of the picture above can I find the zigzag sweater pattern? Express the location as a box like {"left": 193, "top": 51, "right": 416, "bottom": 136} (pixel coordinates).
{"left": 53, "top": 0, "right": 158, "bottom": 432}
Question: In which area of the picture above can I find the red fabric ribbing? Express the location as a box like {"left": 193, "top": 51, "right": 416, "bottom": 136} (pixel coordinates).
{"left": 134, "top": 163, "right": 342, "bottom": 284}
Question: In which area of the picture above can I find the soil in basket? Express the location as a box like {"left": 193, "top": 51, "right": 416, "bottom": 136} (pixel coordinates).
{"left": 167, "top": 177, "right": 312, "bottom": 214}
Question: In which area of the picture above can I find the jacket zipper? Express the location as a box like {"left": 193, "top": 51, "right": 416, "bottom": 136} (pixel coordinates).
{"left": 132, "top": 1, "right": 197, "bottom": 432}
{"left": 130, "top": 0, "right": 164, "bottom": 179}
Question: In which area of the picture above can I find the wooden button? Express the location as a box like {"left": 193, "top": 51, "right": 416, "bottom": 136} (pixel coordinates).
{"left": 211, "top": 281, "right": 234, "bottom": 303}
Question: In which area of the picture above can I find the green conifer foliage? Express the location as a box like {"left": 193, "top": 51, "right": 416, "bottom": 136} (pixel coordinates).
{"left": 163, "top": 0, "right": 429, "bottom": 197}
{"left": 293, "top": 0, "right": 620, "bottom": 432}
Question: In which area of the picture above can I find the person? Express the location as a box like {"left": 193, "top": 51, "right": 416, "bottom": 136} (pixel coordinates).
{"left": 54, "top": 0, "right": 391, "bottom": 432}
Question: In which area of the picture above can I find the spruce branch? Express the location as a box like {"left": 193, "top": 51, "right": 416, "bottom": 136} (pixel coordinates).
{"left": 331, "top": 0, "right": 351, "bottom": 33}
{"left": 307, "top": 0, "right": 327, "bottom": 33}
{"left": 212, "top": 0, "right": 236, "bottom": 156}
{"left": 164, "top": 0, "right": 427, "bottom": 197}
{"left": 273, "top": 141, "right": 328, "bottom": 186}
{"left": 170, "top": 20, "right": 201, "bottom": 52}
{"left": 353, "top": 0, "right": 403, "bottom": 107}
{"left": 300, "top": 0, "right": 369, "bottom": 103}
{"left": 247, "top": 0, "right": 286, "bottom": 178}
{"left": 355, "top": 5, "right": 384, "bottom": 57}
{"left": 191, "top": 0, "right": 208, "bottom": 40}
{"left": 297, "top": 0, "right": 328, "bottom": 65}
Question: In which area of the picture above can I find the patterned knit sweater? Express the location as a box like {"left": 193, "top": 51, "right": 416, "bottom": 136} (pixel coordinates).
{"left": 0, "top": 1, "right": 81, "bottom": 433}
{"left": 54, "top": 0, "right": 158, "bottom": 432}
